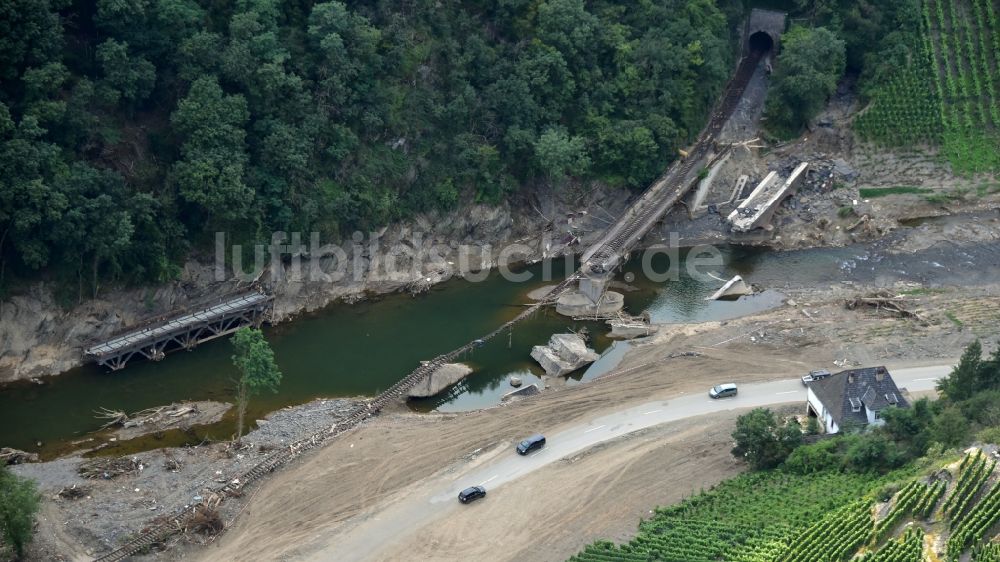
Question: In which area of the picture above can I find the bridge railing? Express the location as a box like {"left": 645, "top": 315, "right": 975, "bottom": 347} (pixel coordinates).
{"left": 83, "top": 284, "right": 267, "bottom": 349}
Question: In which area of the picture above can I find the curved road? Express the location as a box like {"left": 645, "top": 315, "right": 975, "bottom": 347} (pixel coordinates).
{"left": 304, "top": 364, "right": 952, "bottom": 561}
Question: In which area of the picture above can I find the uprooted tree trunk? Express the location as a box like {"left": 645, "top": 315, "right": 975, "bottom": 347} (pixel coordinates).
{"left": 187, "top": 505, "right": 224, "bottom": 536}
{"left": 845, "top": 291, "right": 926, "bottom": 324}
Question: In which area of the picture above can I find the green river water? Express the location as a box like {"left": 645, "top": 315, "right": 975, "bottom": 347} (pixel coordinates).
{"left": 0, "top": 247, "right": 788, "bottom": 458}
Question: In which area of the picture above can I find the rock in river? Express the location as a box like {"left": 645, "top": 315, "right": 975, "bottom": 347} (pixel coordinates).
{"left": 530, "top": 333, "right": 600, "bottom": 377}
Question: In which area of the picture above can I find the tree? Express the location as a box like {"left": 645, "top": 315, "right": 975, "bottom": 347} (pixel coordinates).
{"left": 764, "top": 26, "right": 846, "bottom": 137}
{"left": 534, "top": 127, "right": 590, "bottom": 183}
{"left": 731, "top": 408, "right": 803, "bottom": 470}
{"left": 784, "top": 439, "right": 839, "bottom": 474}
{"left": 843, "top": 433, "right": 903, "bottom": 473}
{"left": 930, "top": 406, "right": 970, "bottom": 448}
{"left": 0, "top": 466, "right": 40, "bottom": 559}
{"left": 230, "top": 327, "right": 282, "bottom": 441}
{"left": 170, "top": 76, "right": 252, "bottom": 223}
{"left": 95, "top": 39, "right": 156, "bottom": 106}
{"left": 937, "top": 340, "right": 983, "bottom": 402}
{"left": 881, "top": 398, "right": 933, "bottom": 456}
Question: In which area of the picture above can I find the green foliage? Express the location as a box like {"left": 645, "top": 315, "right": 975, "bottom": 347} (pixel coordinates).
{"left": 534, "top": 127, "right": 590, "bottom": 183}
{"left": 977, "top": 425, "right": 1000, "bottom": 444}
{"left": 784, "top": 439, "right": 841, "bottom": 474}
{"left": 569, "top": 469, "right": 905, "bottom": 562}
{"left": 170, "top": 76, "right": 251, "bottom": 222}
{"left": 732, "top": 408, "right": 804, "bottom": 470}
{"left": 230, "top": 327, "right": 282, "bottom": 441}
{"left": 857, "top": 186, "right": 934, "bottom": 198}
{"left": 0, "top": 466, "right": 41, "bottom": 559}
{"left": 854, "top": 0, "right": 1000, "bottom": 174}
{"left": 0, "top": 0, "right": 741, "bottom": 295}
{"left": 95, "top": 39, "right": 156, "bottom": 106}
{"left": 936, "top": 340, "right": 1000, "bottom": 401}
{"left": 765, "top": 26, "right": 846, "bottom": 137}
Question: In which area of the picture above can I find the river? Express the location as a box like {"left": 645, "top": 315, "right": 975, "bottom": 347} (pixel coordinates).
{"left": 3, "top": 233, "right": 997, "bottom": 459}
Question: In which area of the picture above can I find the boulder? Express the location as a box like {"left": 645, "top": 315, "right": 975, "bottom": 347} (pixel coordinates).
{"left": 530, "top": 333, "right": 600, "bottom": 376}
{"left": 407, "top": 363, "right": 474, "bottom": 398}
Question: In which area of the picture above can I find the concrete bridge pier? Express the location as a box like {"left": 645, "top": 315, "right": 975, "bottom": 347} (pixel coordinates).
{"left": 555, "top": 272, "right": 625, "bottom": 318}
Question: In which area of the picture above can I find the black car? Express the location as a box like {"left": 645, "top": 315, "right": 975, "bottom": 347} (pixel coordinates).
{"left": 458, "top": 485, "right": 487, "bottom": 504}
{"left": 516, "top": 434, "right": 546, "bottom": 455}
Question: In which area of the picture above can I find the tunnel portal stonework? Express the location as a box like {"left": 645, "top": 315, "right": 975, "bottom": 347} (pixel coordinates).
{"left": 745, "top": 9, "right": 786, "bottom": 55}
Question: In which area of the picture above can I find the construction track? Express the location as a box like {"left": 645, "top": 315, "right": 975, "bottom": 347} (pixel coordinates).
{"left": 91, "top": 48, "right": 766, "bottom": 562}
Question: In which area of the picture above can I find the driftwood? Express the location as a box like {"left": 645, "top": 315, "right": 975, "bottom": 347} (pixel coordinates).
{"left": 0, "top": 447, "right": 39, "bottom": 466}
{"left": 96, "top": 404, "right": 201, "bottom": 430}
{"left": 845, "top": 291, "right": 925, "bottom": 324}
{"left": 78, "top": 457, "right": 142, "bottom": 479}
{"left": 95, "top": 407, "right": 129, "bottom": 429}
{"left": 186, "top": 506, "right": 224, "bottom": 536}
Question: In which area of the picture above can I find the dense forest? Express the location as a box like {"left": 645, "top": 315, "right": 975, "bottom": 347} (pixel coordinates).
{"left": 0, "top": 0, "right": 921, "bottom": 300}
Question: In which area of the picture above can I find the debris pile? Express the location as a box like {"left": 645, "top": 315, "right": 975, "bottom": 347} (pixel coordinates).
{"left": 845, "top": 291, "right": 925, "bottom": 323}
{"left": 78, "top": 456, "right": 143, "bottom": 480}
{"left": 56, "top": 484, "right": 91, "bottom": 500}
{"left": 0, "top": 447, "right": 39, "bottom": 466}
{"left": 531, "top": 332, "right": 600, "bottom": 376}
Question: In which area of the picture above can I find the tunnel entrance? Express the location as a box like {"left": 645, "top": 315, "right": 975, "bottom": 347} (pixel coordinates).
{"left": 748, "top": 31, "right": 774, "bottom": 54}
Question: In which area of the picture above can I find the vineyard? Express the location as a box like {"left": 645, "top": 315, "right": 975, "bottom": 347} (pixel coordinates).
{"left": 854, "top": 0, "right": 1000, "bottom": 174}
{"left": 569, "top": 450, "right": 1000, "bottom": 562}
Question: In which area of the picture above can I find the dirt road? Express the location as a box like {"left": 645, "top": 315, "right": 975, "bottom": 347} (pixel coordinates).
{"left": 195, "top": 362, "right": 950, "bottom": 562}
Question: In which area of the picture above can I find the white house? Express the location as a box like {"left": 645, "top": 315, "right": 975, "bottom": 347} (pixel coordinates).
{"left": 805, "top": 366, "right": 909, "bottom": 434}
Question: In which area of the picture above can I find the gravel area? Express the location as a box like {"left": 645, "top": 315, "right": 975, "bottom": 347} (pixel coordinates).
{"left": 10, "top": 397, "right": 362, "bottom": 560}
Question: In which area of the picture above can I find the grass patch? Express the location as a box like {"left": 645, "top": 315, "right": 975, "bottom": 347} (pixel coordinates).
{"left": 838, "top": 206, "right": 856, "bottom": 218}
{"left": 898, "top": 287, "right": 946, "bottom": 296}
{"left": 976, "top": 182, "right": 1000, "bottom": 196}
{"left": 859, "top": 186, "right": 933, "bottom": 198}
{"left": 924, "top": 191, "right": 966, "bottom": 204}
{"left": 944, "top": 310, "right": 964, "bottom": 328}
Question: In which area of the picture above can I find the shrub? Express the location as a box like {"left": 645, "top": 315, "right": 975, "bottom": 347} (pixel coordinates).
{"left": 0, "top": 467, "right": 41, "bottom": 559}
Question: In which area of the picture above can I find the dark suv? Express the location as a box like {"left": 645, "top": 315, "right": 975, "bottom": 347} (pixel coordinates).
{"left": 516, "top": 434, "right": 546, "bottom": 455}
{"left": 458, "top": 486, "right": 486, "bottom": 504}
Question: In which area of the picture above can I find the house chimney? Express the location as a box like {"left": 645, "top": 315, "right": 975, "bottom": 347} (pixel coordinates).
{"left": 848, "top": 372, "right": 855, "bottom": 384}
{"left": 876, "top": 366, "right": 886, "bottom": 382}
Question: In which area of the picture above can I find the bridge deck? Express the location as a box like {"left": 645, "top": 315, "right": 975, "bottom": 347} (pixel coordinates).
{"left": 84, "top": 291, "right": 273, "bottom": 368}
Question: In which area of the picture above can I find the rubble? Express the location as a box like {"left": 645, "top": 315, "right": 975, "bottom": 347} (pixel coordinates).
{"left": 0, "top": 447, "right": 40, "bottom": 466}
{"left": 407, "top": 363, "right": 474, "bottom": 398}
{"left": 706, "top": 275, "right": 753, "bottom": 301}
{"left": 530, "top": 333, "right": 600, "bottom": 376}
{"left": 607, "top": 312, "right": 655, "bottom": 338}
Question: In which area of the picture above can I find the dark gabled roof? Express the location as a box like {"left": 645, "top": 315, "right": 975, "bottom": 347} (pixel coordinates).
{"left": 808, "top": 366, "right": 909, "bottom": 428}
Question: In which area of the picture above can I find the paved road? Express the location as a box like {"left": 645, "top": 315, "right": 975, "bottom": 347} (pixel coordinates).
{"left": 305, "top": 364, "right": 953, "bottom": 561}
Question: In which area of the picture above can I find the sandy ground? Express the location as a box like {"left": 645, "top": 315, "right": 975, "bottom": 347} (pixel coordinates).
{"left": 191, "top": 362, "right": 793, "bottom": 562}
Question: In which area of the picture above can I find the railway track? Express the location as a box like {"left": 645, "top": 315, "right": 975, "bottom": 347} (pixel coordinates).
{"left": 587, "top": 48, "right": 763, "bottom": 269}
{"left": 92, "top": 47, "right": 766, "bottom": 562}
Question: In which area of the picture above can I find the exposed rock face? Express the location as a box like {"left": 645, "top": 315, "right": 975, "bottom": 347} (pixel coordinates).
{"left": 530, "top": 333, "right": 600, "bottom": 376}
{"left": 407, "top": 363, "right": 474, "bottom": 398}
{"left": 0, "top": 186, "right": 633, "bottom": 383}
